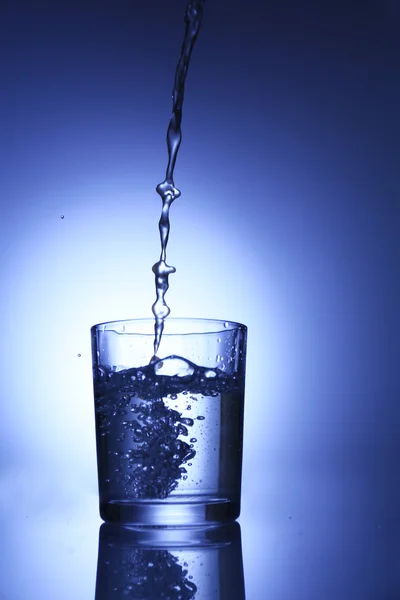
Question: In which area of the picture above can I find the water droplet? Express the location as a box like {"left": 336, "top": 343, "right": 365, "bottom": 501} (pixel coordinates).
{"left": 77, "top": 353, "right": 81, "bottom": 357}
{"left": 188, "top": 462, "right": 192, "bottom": 466}
{"left": 190, "top": 438, "right": 197, "bottom": 443}
{"left": 197, "top": 416, "right": 205, "bottom": 420}
{"left": 60, "top": 215, "right": 64, "bottom": 219}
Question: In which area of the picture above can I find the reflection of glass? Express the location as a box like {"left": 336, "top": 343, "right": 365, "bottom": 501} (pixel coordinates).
{"left": 95, "top": 522, "right": 245, "bottom": 599}
{"left": 91, "top": 318, "right": 247, "bottom": 526}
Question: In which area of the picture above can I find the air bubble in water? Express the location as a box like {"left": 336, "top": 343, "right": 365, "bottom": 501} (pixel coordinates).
{"left": 154, "top": 356, "right": 195, "bottom": 377}
{"left": 61, "top": 215, "right": 64, "bottom": 219}
{"left": 204, "top": 369, "right": 216, "bottom": 378}
{"left": 77, "top": 353, "right": 81, "bottom": 357}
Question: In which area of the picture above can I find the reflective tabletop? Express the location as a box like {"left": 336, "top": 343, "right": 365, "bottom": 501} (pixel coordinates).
{"left": 1, "top": 468, "right": 398, "bottom": 599}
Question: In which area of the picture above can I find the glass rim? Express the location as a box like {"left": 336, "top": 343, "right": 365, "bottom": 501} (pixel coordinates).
{"left": 91, "top": 317, "right": 247, "bottom": 337}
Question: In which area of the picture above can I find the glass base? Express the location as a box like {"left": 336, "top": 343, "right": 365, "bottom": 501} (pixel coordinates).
{"left": 100, "top": 495, "right": 240, "bottom": 527}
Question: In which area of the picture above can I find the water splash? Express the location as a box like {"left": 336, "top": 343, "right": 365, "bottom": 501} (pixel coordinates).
{"left": 152, "top": 0, "right": 204, "bottom": 358}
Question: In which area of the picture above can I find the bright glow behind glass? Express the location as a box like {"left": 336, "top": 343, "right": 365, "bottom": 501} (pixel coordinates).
{"left": 0, "top": 3, "right": 397, "bottom": 521}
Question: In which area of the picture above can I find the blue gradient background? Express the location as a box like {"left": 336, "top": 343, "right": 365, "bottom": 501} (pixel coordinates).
{"left": 0, "top": 1, "right": 399, "bottom": 597}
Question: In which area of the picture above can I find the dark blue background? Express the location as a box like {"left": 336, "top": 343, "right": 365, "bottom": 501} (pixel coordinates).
{"left": 0, "top": 1, "right": 398, "bottom": 597}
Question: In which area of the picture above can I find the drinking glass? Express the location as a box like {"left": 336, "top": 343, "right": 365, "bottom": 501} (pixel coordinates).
{"left": 91, "top": 318, "right": 247, "bottom": 526}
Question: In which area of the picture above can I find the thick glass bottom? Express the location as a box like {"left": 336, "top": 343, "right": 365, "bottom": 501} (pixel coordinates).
{"left": 100, "top": 495, "right": 240, "bottom": 527}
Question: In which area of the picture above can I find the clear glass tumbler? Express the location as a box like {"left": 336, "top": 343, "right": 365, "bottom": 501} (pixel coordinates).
{"left": 91, "top": 318, "right": 247, "bottom": 526}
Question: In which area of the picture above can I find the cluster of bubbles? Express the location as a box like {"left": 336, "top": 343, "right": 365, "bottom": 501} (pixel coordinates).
{"left": 118, "top": 400, "right": 195, "bottom": 499}
{"left": 94, "top": 356, "right": 241, "bottom": 500}
{"left": 105, "top": 548, "right": 197, "bottom": 599}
